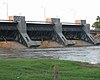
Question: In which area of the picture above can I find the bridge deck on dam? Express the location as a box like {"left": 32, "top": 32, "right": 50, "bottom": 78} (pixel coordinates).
{"left": 0, "top": 21, "right": 84, "bottom": 40}
{"left": 0, "top": 22, "right": 83, "bottom": 31}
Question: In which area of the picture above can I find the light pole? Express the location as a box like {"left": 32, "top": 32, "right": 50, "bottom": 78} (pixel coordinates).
{"left": 3, "top": 2, "right": 8, "bottom": 19}
{"left": 41, "top": 6, "right": 46, "bottom": 20}
{"left": 71, "top": 9, "right": 76, "bottom": 22}
{"left": 44, "top": 7, "right": 46, "bottom": 19}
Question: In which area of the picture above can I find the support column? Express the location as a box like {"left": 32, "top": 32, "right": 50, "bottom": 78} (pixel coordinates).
{"left": 83, "top": 23, "right": 97, "bottom": 44}
{"left": 13, "top": 16, "right": 40, "bottom": 47}
{"left": 46, "top": 18, "right": 74, "bottom": 46}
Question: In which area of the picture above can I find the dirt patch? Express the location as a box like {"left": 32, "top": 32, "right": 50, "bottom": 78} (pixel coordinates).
{"left": 73, "top": 40, "right": 93, "bottom": 46}
{"left": 39, "top": 40, "right": 64, "bottom": 48}
{"left": 94, "top": 34, "right": 100, "bottom": 40}
{"left": 0, "top": 41, "right": 26, "bottom": 49}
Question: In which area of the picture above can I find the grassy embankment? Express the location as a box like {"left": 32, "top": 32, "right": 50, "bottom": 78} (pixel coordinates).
{"left": 0, "top": 58, "right": 100, "bottom": 80}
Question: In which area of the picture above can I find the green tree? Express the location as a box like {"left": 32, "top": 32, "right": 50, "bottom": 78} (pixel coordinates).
{"left": 92, "top": 16, "right": 100, "bottom": 29}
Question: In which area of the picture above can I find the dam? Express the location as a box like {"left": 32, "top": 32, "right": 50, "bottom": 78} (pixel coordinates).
{"left": 0, "top": 16, "right": 99, "bottom": 48}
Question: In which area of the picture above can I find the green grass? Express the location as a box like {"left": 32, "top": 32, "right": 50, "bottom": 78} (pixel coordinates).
{"left": 0, "top": 58, "right": 100, "bottom": 80}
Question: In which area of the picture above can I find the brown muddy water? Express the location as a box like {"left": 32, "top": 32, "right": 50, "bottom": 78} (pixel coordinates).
{"left": 0, "top": 46, "right": 100, "bottom": 64}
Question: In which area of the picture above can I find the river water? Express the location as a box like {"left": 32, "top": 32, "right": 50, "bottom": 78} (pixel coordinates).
{"left": 0, "top": 46, "right": 100, "bottom": 64}
{"left": 22, "top": 46, "right": 100, "bottom": 64}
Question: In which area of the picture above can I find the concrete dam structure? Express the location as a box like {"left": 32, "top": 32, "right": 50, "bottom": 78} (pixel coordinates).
{"left": 0, "top": 16, "right": 99, "bottom": 48}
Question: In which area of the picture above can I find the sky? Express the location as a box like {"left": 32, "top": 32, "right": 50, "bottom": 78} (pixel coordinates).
{"left": 0, "top": 0, "right": 100, "bottom": 28}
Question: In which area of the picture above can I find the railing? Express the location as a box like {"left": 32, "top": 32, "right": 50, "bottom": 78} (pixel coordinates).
{"left": 0, "top": 19, "right": 14, "bottom": 22}
{"left": 0, "top": 19, "right": 80, "bottom": 25}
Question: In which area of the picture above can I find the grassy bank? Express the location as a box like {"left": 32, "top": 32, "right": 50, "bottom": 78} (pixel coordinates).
{"left": 0, "top": 58, "right": 100, "bottom": 80}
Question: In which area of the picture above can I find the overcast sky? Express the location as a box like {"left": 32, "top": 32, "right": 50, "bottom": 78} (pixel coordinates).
{"left": 0, "top": 0, "right": 100, "bottom": 27}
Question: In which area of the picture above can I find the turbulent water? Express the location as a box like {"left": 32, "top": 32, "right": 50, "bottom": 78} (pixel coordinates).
{"left": 21, "top": 46, "right": 100, "bottom": 64}
{"left": 0, "top": 46, "right": 100, "bottom": 64}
